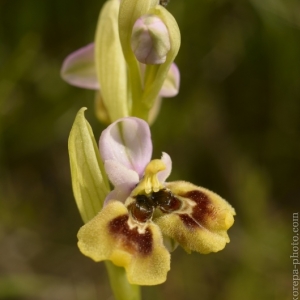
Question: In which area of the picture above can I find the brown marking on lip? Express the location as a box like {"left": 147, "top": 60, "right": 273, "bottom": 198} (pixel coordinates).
{"left": 179, "top": 214, "right": 198, "bottom": 229}
{"left": 108, "top": 215, "right": 153, "bottom": 256}
{"left": 179, "top": 190, "right": 216, "bottom": 228}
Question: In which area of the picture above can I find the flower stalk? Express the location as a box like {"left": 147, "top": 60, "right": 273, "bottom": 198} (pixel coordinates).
{"left": 105, "top": 261, "right": 141, "bottom": 300}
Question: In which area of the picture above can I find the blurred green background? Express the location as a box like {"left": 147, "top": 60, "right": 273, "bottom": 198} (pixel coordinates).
{"left": 0, "top": 0, "right": 299, "bottom": 299}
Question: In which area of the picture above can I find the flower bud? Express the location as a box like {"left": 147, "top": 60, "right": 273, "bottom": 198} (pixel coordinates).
{"left": 131, "top": 14, "right": 171, "bottom": 65}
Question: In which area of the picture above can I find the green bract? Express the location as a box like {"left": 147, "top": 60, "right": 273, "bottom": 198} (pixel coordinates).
{"left": 68, "top": 108, "right": 110, "bottom": 223}
{"left": 69, "top": 109, "right": 141, "bottom": 299}
{"left": 95, "top": 0, "right": 129, "bottom": 122}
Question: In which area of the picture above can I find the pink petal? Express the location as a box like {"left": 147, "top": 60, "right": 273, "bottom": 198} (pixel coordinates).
{"left": 159, "top": 63, "right": 180, "bottom": 97}
{"left": 99, "top": 117, "right": 152, "bottom": 177}
{"left": 102, "top": 158, "right": 143, "bottom": 205}
{"left": 61, "top": 43, "right": 100, "bottom": 90}
{"left": 103, "top": 188, "right": 132, "bottom": 206}
{"left": 104, "top": 160, "right": 139, "bottom": 187}
{"left": 131, "top": 15, "right": 170, "bottom": 65}
{"left": 157, "top": 152, "right": 172, "bottom": 183}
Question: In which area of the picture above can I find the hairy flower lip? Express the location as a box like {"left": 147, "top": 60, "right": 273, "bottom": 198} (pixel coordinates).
{"left": 77, "top": 200, "right": 171, "bottom": 285}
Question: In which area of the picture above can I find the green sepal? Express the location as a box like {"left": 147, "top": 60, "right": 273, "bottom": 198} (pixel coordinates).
{"left": 95, "top": 0, "right": 129, "bottom": 122}
{"left": 68, "top": 107, "right": 110, "bottom": 223}
{"left": 142, "top": 5, "right": 181, "bottom": 112}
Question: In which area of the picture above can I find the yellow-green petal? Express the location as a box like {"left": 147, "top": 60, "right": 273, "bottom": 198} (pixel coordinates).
{"left": 78, "top": 201, "right": 170, "bottom": 285}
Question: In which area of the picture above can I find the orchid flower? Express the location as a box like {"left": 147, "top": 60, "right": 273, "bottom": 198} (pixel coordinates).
{"left": 61, "top": 0, "right": 181, "bottom": 124}
{"left": 76, "top": 116, "right": 236, "bottom": 285}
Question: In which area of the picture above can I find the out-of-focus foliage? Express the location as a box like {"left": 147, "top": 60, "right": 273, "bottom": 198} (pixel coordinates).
{"left": 0, "top": 0, "right": 299, "bottom": 299}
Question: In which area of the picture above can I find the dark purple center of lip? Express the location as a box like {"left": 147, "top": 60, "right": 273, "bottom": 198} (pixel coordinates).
{"left": 108, "top": 214, "right": 153, "bottom": 256}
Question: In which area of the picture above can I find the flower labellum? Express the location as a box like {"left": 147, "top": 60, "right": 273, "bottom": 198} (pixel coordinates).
{"left": 131, "top": 14, "right": 171, "bottom": 65}
{"left": 77, "top": 117, "right": 236, "bottom": 285}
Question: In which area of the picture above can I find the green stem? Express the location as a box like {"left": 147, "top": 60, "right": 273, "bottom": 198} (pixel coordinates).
{"left": 128, "top": 58, "right": 148, "bottom": 121}
{"left": 105, "top": 261, "right": 141, "bottom": 300}
{"left": 143, "top": 64, "right": 159, "bottom": 108}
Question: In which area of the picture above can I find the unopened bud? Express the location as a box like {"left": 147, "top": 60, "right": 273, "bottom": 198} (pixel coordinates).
{"left": 131, "top": 15, "right": 171, "bottom": 65}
